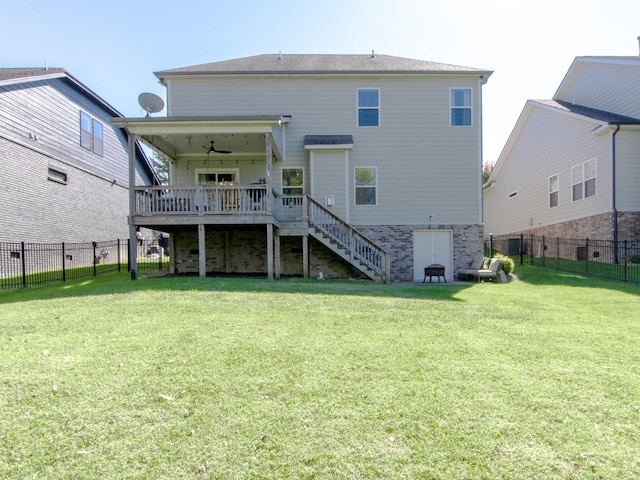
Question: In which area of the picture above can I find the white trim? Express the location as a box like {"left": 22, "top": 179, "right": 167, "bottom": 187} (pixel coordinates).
{"left": 357, "top": 87, "right": 380, "bottom": 127}
{"left": 194, "top": 167, "right": 240, "bottom": 185}
{"left": 449, "top": 87, "right": 473, "bottom": 127}
{"left": 548, "top": 173, "right": 559, "bottom": 208}
{"left": 304, "top": 143, "right": 353, "bottom": 150}
{"left": 281, "top": 166, "right": 305, "bottom": 195}
{"left": 354, "top": 166, "right": 377, "bottom": 206}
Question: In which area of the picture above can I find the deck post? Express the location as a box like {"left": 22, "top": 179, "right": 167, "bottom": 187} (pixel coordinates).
{"left": 274, "top": 230, "right": 281, "bottom": 279}
{"left": 266, "top": 224, "right": 274, "bottom": 280}
{"left": 198, "top": 224, "right": 206, "bottom": 277}
{"left": 302, "top": 234, "right": 309, "bottom": 278}
{"left": 265, "top": 133, "right": 272, "bottom": 213}
{"left": 128, "top": 133, "right": 137, "bottom": 280}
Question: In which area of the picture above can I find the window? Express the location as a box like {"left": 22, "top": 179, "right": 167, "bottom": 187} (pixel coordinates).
{"left": 196, "top": 169, "right": 237, "bottom": 185}
{"left": 549, "top": 174, "right": 559, "bottom": 208}
{"left": 572, "top": 159, "right": 596, "bottom": 201}
{"left": 79, "top": 111, "right": 104, "bottom": 155}
{"left": 451, "top": 88, "right": 472, "bottom": 126}
{"left": 358, "top": 89, "right": 379, "bottom": 127}
{"left": 282, "top": 168, "right": 304, "bottom": 195}
{"left": 48, "top": 166, "right": 68, "bottom": 185}
{"left": 355, "top": 167, "right": 377, "bottom": 205}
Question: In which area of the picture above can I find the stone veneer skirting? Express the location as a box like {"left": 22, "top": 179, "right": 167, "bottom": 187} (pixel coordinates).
{"left": 501, "top": 212, "right": 640, "bottom": 242}
{"left": 168, "top": 223, "right": 484, "bottom": 282}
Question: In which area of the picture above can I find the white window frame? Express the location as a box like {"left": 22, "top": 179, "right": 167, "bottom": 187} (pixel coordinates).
{"left": 79, "top": 111, "right": 104, "bottom": 155}
{"left": 571, "top": 159, "right": 596, "bottom": 202}
{"left": 450, "top": 88, "right": 472, "bottom": 127}
{"left": 549, "top": 174, "right": 559, "bottom": 208}
{"left": 354, "top": 166, "right": 377, "bottom": 206}
{"left": 281, "top": 167, "right": 304, "bottom": 195}
{"left": 357, "top": 88, "right": 380, "bottom": 127}
{"left": 195, "top": 168, "right": 239, "bottom": 185}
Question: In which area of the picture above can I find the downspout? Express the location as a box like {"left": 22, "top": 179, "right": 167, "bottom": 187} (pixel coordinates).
{"left": 612, "top": 124, "right": 620, "bottom": 263}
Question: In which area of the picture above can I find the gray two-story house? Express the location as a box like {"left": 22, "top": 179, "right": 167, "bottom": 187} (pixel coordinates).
{"left": 114, "top": 53, "right": 492, "bottom": 282}
{"left": 0, "top": 68, "right": 158, "bottom": 244}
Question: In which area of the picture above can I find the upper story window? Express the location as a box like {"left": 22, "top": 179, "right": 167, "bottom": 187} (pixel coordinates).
{"left": 282, "top": 168, "right": 304, "bottom": 195}
{"left": 572, "top": 158, "right": 596, "bottom": 201}
{"left": 549, "top": 174, "right": 559, "bottom": 208}
{"left": 450, "top": 88, "right": 472, "bottom": 126}
{"left": 80, "top": 111, "right": 104, "bottom": 155}
{"left": 358, "top": 89, "right": 379, "bottom": 127}
{"left": 355, "top": 167, "right": 377, "bottom": 205}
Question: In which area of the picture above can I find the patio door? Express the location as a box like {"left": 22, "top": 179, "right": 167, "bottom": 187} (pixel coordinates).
{"left": 413, "top": 230, "right": 452, "bottom": 282}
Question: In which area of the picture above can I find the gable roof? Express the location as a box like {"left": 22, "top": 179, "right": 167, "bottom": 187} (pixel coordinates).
{"left": 156, "top": 54, "right": 492, "bottom": 78}
{"left": 538, "top": 99, "right": 640, "bottom": 125}
{"left": 0, "top": 67, "right": 67, "bottom": 84}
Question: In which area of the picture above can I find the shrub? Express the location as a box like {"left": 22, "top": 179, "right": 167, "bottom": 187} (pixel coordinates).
{"left": 494, "top": 253, "right": 515, "bottom": 275}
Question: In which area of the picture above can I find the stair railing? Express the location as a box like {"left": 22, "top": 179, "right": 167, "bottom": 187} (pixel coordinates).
{"left": 306, "top": 196, "right": 389, "bottom": 282}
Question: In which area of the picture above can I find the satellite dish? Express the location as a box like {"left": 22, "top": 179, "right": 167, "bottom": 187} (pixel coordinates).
{"left": 138, "top": 92, "right": 164, "bottom": 117}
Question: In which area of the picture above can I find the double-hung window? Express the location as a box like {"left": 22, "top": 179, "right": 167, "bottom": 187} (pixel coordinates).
{"left": 358, "top": 89, "right": 379, "bottom": 127}
{"left": 549, "top": 174, "right": 559, "bottom": 208}
{"left": 80, "top": 111, "right": 104, "bottom": 155}
{"left": 282, "top": 168, "right": 304, "bottom": 195}
{"left": 355, "top": 167, "right": 377, "bottom": 205}
{"left": 451, "top": 88, "right": 472, "bottom": 126}
{"left": 572, "top": 158, "right": 596, "bottom": 201}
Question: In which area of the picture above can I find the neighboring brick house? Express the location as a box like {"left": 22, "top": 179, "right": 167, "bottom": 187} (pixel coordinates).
{"left": 114, "top": 53, "right": 492, "bottom": 282}
{"left": 0, "top": 68, "right": 158, "bottom": 244}
{"left": 484, "top": 56, "right": 640, "bottom": 244}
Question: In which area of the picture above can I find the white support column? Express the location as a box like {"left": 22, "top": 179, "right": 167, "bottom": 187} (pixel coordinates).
{"left": 265, "top": 133, "right": 273, "bottom": 212}
{"left": 128, "top": 133, "right": 137, "bottom": 280}
{"left": 266, "top": 224, "right": 274, "bottom": 280}
{"left": 198, "top": 224, "right": 206, "bottom": 278}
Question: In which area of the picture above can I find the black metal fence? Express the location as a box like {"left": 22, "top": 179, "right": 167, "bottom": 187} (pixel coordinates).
{"left": 485, "top": 234, "right": 640, "bottom": 285}
{"left": 0, "top": 239, "right": 169, "bottom": 290}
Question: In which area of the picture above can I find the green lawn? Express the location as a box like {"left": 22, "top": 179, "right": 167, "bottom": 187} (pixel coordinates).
{"left": 1, "top": 267, "right": 639, "bottom": 479}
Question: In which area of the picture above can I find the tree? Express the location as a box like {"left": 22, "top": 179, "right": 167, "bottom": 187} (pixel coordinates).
{"left": 150, "top": 151, "right": 170, "bottom": 185}
{"left": 482, "top": 162, "right": 494, "bottom": 184}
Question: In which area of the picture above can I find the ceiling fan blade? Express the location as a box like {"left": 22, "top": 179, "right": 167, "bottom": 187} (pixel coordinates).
{"left": 214, "top": 149, "right": 232, "bottom": 154}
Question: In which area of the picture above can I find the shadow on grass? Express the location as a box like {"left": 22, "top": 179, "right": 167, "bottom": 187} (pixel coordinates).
{"left": 514, "top": 264, "right": 640, "bottom": 295}
{"left": 0, "top": 271, "right": 477, "bottom": 305}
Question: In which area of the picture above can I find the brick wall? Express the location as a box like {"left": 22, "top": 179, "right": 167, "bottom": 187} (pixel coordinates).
{"left": 355, "top": 224, "right": 483, "bottom": 282}
{"left": 501, "top": 212, "right": 640, "bottom": 242}
{"left": 1, "top": 136, "right": 130, "bottom": 243}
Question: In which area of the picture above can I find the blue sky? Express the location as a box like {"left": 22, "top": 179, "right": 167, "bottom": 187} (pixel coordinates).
{"left": 3, "top": 0, "right": 640, "bottom": 163}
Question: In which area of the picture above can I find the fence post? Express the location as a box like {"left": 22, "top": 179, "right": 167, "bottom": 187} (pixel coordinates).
{"left": 21, "top": 241, "right": 27, "bottom": 288}
{"left": 93, "top": 241, "right": 98, "bottom": 276}
{"left": 541, "top": 235, "right": 545, "bottom": 267}
{"left": 127, "top": 239, "right": 131, "bottom": 273}
{"left": 62, "top": 242, "right": 66, "bottom": 282}
{"left": 585, "top": 238, "right": 589, "bottom": 275}
{"left": 530, "top": 234, "right": 534, "bottom": 265}
{"left": 117, "top": 238, "right": 121, "bottom": 272}
{"left": 555, "top": 237, "right": 559, "bottom": 270}
{"left": 519, "top": 233, "right": 524, "bottom": 265}
{"left": 489, "top": 234, "right": 494, "bottom": 258}
{"left": 624, "top": 240, "right": 628, "bottom": 283}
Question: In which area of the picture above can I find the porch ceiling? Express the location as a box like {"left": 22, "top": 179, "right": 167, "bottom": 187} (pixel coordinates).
{"left": 112, "top": 115, "right": 289, "bottom": 160}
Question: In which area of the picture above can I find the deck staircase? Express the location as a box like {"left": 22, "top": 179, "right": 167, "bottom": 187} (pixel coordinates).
{"left": 305, "top": 197, "right": 390, "bottom": 283}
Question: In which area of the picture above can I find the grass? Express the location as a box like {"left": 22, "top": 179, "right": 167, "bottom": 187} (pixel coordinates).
{"left": 1, "top": 267, "right": 639, "bottom": 479}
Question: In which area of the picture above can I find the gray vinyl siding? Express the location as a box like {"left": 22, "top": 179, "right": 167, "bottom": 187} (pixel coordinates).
{"left": 0, "top": 76, "right": 152, "bottom": 243}
{"left": 557, "top": 61, "right": 640, "bottom": 119}
{"left": 615, "top": 127, "right": 640, "bottom": 211}
{"left": 168, "top": 75, "right": 483, "bottom": 226}
{"left": 484, "top": 105, "right": 611, "bottom": 236}
{"left": 0, "top": 77, "right": 147, "bottom": 185}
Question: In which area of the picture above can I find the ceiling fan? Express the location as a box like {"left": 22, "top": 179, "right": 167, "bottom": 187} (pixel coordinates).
{"left": 203, "top": 140, "right": 232, "bottom": 154}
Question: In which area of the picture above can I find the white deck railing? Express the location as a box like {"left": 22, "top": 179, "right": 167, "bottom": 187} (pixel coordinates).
{"left": 134, "top": 185, "right": 269, "bottom": 215}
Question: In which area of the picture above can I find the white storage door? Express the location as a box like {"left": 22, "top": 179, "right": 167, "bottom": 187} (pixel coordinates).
{"left": 413, "top": 230, "right": 453, "bottom": 282}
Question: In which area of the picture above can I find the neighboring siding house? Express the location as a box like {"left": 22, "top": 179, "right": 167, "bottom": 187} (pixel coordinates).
{"left": 0, "top": 68, "right": 158, "bottom": 244}
{"left": 484, "top": 56, "right": 640, "bottom": 244}
{"left": 114, "top": 54, "right": 492, "bottom": 282}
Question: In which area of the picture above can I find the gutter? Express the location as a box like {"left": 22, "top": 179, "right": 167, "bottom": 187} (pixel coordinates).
{"left": 612, "top": 124, "right": 620, "bottom": 261}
